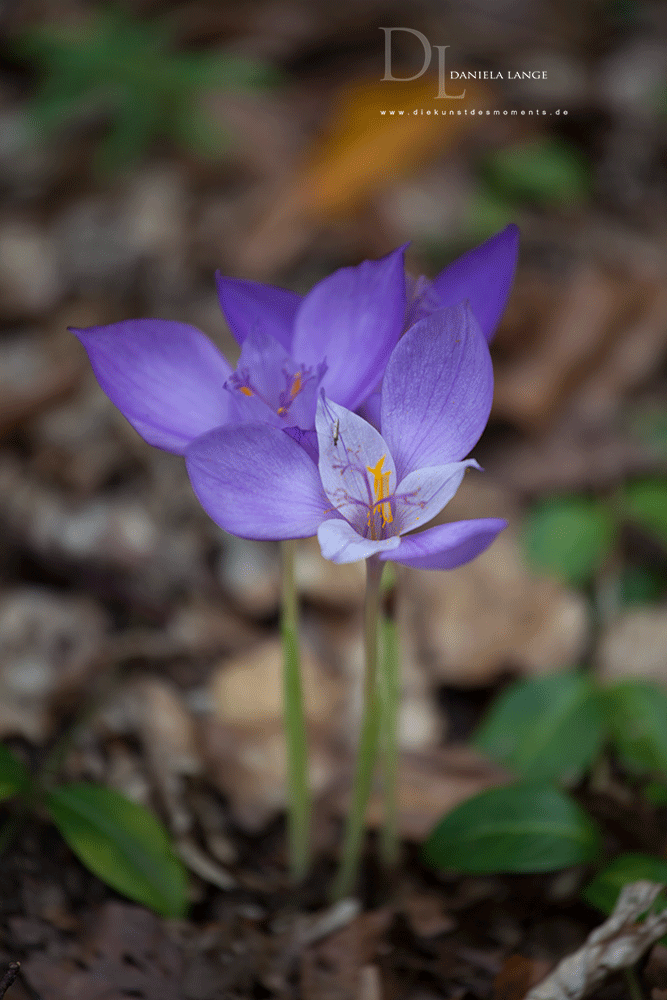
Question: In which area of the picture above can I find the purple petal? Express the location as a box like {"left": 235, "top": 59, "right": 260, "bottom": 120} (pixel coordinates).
{"left": 381, "top": 303, "right": 493, "bottom": 479}
{"left": 316, "top": 396, "right": 395, "bottom": 537}
{"left": 357, "top": 388, "right": 382, "bottom": 431}
{"left": 185, "top": 424, "right": 329, "bottom": 540}
{"left": 72, "top": 320, "right": 236, "bottom": 455}
{"left": 380, "top": 518, "right": 507, "bottom": 569}
{"left": 393, "top": 460, "right": 480, "bottom": 535}
{"left": 291, "top": 246, "right": 407, "bottom": 412}
{"left": 284, "top": 426, "right": 319, "bottom": 463}
{"left": 318, "top": 518, "right": 401, "bottom": 564}
{"left": 430, "top": 224, "right": 519, "bottom": 342}
{"left": 216, "top": 275, "right": 302, "bottom": 352}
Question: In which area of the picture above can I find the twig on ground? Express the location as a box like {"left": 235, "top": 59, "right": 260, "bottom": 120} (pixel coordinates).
{"left": 0, "top": 963, "right": 20, "bottom": 1000}
{"left": 526, "top": 881, "right": 667, "bottom": 1000}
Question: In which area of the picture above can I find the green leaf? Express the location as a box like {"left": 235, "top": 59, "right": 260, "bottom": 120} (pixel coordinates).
{"left": 622, "top": 479, "right": 667, "bottom": 548}
{"left": 619, "top": 566, "right": 667, "bottom": 607}
{"left": 605, "top": 681, "right": 667, "bottom": 775}
{"left": 422, "top": 782, "right": 602, "bottom": 874}
{"left": 0, "top": 744, "right": 31, "bottom": 802}
{"left": 481, "top": 139, "right": 591, "bottom": 207}
{"left": 463, "top": 187, "right": 516, "bottom": 243}
{"left": 10, "top": 7, "right": 278, "bottom": 174}
{"left": 583, "top": 853, "right": 667, "bottom": 914}
{"left": 474, "top": 670, "right": 605, "bottom": 783}
{"left": 46, "top": 783, "right": 188, "bottom": 918}
{"left": 523, "top": 495, "right": 616, "bottom": 586}
{"left": 643, "top": 781, "right": 667, "bottom": 806}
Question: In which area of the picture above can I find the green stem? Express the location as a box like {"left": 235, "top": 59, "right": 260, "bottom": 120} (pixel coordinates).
{"left": 331, "top": 556, "right": 384, "bottom": 902}
{"left": 624, "top": 966, "right": 644, "bottom": 1000}
{"left": 280, "top": 539, "right": 311, "bottom": 882}
{"left": 379, "top": 605, "right": 400, "bottom": 869}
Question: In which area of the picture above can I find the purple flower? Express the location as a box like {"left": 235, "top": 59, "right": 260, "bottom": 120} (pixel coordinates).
{"left": 71, "top": 247, "right": 407, "bottom": 455}
{"left": 185, "top": 302, "right": 507, "bottom": 568}
{"left": 70, "top": 226, "right": 518, "bottom": 457}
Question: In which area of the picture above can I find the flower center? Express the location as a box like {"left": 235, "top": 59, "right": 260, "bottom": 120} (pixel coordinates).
{"left": 227, "top": 366, "right": 310, "bottom": 422}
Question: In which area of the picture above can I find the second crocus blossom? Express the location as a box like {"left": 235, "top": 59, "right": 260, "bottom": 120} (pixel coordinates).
{"left": 72, "top": 247, "right": 407, "bottom": 454}
{"left": 71, "top": 226, "right": 518, "bottom": 457}
{"left": 185, "top": 302, "right": 507, "bottom": 569}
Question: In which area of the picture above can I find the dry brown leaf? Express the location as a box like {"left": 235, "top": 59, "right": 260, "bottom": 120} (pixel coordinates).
{"left": 597, "top": 606, "right": 667, "bottom": 685}
{"left": 402, "top": 478, "right": 588, "bottom": 685}
{"left": 0, "top": 330, "right": 84, "bottom": 441}
{"left": 526, "top": 882, "right": 667, "bottom": 1000}
{"left": 494, "top": 954, "right": 551, "bottom": 1000}
{"left": 22, "top": 902, "right": 183, "bottom": 1000}
{"left": 200, "top": 716, "right": 337, "bottom": 832}
{"left": 0, "top": 588, "right": 107, "bottom": 741}
{"left": 487, "top": 414, "right": 665, "bottom": 494}
{"left": 401, "top": 889, "right": 457, "bottom": 938}
{"left": 295, "top": 536, "right": 366, "bottom": 609}
{"left": 300, "top": 909, "right": 392, "bottom": 1000}
{"left": 210, "top": 639, "right": 342, "bottom": 730}
{"left": 132, "top": 677, "right": 201, "bottom": 837}
{"left": 493, "top": 261, "right": 667, "bottom": 433}
{"left": 493, "top": 267, "right": 638, "bottom": 431}
{"left": 334, "top": 745, "right": 510, "bottom": 842}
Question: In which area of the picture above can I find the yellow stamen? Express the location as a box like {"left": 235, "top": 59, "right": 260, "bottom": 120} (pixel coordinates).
{"left": 277, "top": 371, "right": 303, "bottom": 417}
{"left": 290, "top": 371, "right": 302, "bottom": 399}
{"left": 366, "top": 454, "right": 393, "bottom": 528}
{"left": 239, "top": 386, "right": 253, "bottom": 397}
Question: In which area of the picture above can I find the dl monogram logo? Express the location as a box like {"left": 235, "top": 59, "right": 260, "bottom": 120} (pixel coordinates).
{"left": 380, "top": 27, "right": 466, "bottom": 99}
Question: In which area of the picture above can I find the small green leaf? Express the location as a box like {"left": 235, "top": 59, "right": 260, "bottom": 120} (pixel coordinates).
{"left": 10, "top": 7, "right": 278, "bottom": 175}
{"left": 422, "top": 782, "right": 602, "bottom": 874}
{"left": 619, "top": 566, "right": 667, "bottom": 607}
{"left": 605, "top": 681, "right": 667, "bottom": 775}
{"left": 474, "top": 670, "right": 605, "bottom": 783}
{"left": 622, "top": 479, "right": 667, "bottom": 548}
{"left": 46, "top": 783, "right": 188, "bottom": 918}
{"left": 0, "top": 744, "right": 31, "bottom": 802}
{"left": 583, "top": 853, "right": 667, "bottom": 914}
{"left": 643, "top": 781, "right": 667, "bottom": 806}
{"left": 463, "top": 187, "right": 516, "bottom": 243}
{"left": 481, "top": 139, "right": 590, "bottom": 206}
{"left": 523, "top": 495, "right": 616, "bottom": 586}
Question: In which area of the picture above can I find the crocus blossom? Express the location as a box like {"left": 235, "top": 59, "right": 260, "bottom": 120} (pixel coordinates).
{"left": 71, "top": 247, "right": 407, "bottom": 454}
{"left": 185, "top": 302, "right": 507, "bottom": 568}
{"left": 71, "top": 226, "right": 518, "bottom": 457}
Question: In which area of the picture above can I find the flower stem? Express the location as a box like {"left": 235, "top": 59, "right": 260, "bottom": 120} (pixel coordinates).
{"left": 331, "top": 556, "right": 384, "bottom": 902}
{"left": 379, "top": 588, "right": 400, "bottom": 869}
{"left": 280, "top": 539, "right": 311, "bottom": 882}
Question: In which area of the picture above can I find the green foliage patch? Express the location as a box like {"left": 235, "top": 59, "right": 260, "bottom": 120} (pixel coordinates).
{"left": 11, "top": 7, "right": 277, "bottom": 174}
{"left": 422, "top": 782, "right": 602, "bottom": 874}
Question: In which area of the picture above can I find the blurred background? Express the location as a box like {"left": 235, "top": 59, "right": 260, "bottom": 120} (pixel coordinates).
{"left": 0, "top": 0, "right": 666, "bottom": 992}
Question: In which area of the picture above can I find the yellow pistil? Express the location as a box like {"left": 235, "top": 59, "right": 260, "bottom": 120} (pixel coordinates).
{"left": 366, "top": 454, "right": 393, "bottom": 531}
{"left": 239, "top": 386, "right": 253, "bottom": 397}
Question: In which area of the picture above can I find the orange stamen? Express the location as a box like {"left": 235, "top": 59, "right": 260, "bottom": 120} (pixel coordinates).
{"left": 290, "top": 371, "right": 302, "bottom": 399}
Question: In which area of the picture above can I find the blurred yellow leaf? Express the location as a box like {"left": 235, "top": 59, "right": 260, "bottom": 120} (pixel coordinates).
{"left": 296, "top": 75, "right": 492, "bottom": 217}
{"left": 239, "top": 74, "right": 492, "bottom": 274}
